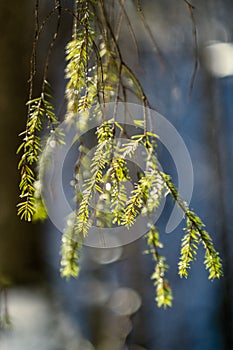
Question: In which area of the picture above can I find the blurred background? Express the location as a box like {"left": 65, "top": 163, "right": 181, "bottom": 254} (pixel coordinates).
{"left": 0, "top": 0, "right": 232, "bottom": 349}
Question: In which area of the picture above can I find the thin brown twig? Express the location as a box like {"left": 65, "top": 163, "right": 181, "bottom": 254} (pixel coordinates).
{"left": 184, "top": 0, "right": 198, "bottom": 99}
{"left": 136, "top": 0, "right": 175, "bottom": 81}
{"left": 28, "top": 0, "right": 40, "bottom": 103}
{"left": 99, "top": 0, "right": 148, "bottom": 105}
{"left": 117, "top": 0, "right": 140, "bottom": 59}
{"left": 183, "top": 0, "right": 195, "bottom": 9}
{"left": 42, "top": 0, "right": 62, "bottom": 89}
{"left": 28, "top": 5, "right": 63, "bottom": 88}
{"left": 92, "top": 40, "right": 105, "bottom": 105}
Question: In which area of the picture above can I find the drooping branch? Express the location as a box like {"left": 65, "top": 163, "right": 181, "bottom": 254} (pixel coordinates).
{"left": 17, "top": 0, "right": 223, "bottom": 309}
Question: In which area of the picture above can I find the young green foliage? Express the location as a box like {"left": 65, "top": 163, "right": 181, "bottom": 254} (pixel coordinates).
{"left": 122, "top": 135, "right": 165, "bottom": 227}
{"left": 17, "top": 84, "right": 59, "bottom": 221}
{"left": 179, "top": 218, "right": 199, "bottom": 278}
{"left": 61, "top": 213, "right": 81, "bottom": 278}
{"left": 74, "top": 121, "right": 115, "bottom": 237}
{"left": 107, "top": 157, "right": 129, "bottom": 225}
{"left": 65, "top": 3, "right": 97, "bottom": 116}
{"left": 146, "top": 224, "right": 173, "bottom": 308}
{"left": 186, "top": 211, "right": 223, "bottom": 280}
{"left": 17, "top": 0, "right": 223, "bottom": 310}
{"left": 162, "top": 174, "right": 223, "bottom": 280}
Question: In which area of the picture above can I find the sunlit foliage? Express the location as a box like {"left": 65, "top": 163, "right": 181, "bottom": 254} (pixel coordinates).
{"left": 17, "top": 0, "right": 222, "bottom": 308}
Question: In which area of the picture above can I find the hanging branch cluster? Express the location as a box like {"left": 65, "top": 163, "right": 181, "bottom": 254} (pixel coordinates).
{"left": 17, "top": 0, "right": 222, "bottom": 308}
{"left": 17, "top": 0, "right": 63, "bottom": 221}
